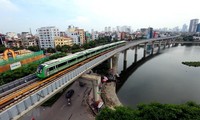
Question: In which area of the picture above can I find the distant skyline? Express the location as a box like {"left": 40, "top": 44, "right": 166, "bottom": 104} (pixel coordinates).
{"left": 0, "top": 0, "right": 200, "bottom": 34}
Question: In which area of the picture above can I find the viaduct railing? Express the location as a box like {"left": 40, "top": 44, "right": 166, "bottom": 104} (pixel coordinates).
{"left": 0, "top": 36, "right": 179, "bottom": 120}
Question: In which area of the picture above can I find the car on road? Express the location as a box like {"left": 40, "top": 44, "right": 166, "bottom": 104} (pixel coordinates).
{"left": 65, "top": 89, "right": 74, "bottom": 99}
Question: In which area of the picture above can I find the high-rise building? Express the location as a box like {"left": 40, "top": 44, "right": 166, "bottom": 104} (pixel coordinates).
{"left": 173, "top": 26, "right": 179, "bottom": 32}
{"left": 181, "top": 24, "right": 188, "bottom": 32}
{"left": 108, "top": 26, "right": 111, "bottom": 32}
{"left": 189, "top": 19, "right": 199, "bottom": 33}
{"left": 148, "top": 27, "right": 153, "bottom": 39}
{"left": 196, "top": 23, "right": 200, "bottom": 32}
{"left": 105, "top": 27, "right": 108, "bottom": 32}
{"left": 75, "top": 29, "right": 85, "bottom": 44}
{"left": 116, "top": 26, "right": 120, "bottom": 32}
{"left": 37, "top": 26, "right": 60, "bottom": 49}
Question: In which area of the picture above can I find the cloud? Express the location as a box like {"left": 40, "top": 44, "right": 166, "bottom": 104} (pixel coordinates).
{"left": 0, "top": 0, "right": 20, "bottom": 12}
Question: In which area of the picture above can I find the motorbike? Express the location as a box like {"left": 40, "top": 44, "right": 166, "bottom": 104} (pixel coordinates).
{"left": 67, "top": 98, "right": 71, "bottom": 105}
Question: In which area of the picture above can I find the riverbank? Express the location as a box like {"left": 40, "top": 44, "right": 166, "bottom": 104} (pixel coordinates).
{"left": 182, "top": 61, "right": 200, "bottom": 67}
{"left": 101, "top": 82, "right": 122, "bottom": 108}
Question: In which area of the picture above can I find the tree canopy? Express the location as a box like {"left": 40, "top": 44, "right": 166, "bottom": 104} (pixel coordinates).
{"left": 96, "top": 102, "right": 200, "bottom": 120}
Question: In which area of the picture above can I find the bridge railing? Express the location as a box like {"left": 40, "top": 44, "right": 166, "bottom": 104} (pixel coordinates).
{"left": 0, "top": 36, "right": 179, "bottom": 120}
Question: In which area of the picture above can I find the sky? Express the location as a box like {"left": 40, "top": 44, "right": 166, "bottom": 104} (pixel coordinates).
{"left": 0, "top": 0, "right": 200, "bottom": 34}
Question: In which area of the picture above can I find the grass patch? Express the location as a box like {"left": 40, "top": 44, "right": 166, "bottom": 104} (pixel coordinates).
{"left": 182, "top": 61, "right": 200, "bottom": 67}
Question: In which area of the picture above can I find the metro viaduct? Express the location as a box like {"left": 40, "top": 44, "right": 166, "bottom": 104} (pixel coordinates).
{"left": 0, "top": 36, "right": 180, "bottom": 120}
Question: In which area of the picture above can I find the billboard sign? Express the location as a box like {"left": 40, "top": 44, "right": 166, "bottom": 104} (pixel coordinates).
{"left": 10, "top": 62, "right": 21, "bottom": 70}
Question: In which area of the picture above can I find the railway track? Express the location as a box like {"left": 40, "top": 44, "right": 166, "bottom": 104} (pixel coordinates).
{"left": 0, "top": 48, "right": 115, "bottom": 112}
{"left": 0, "top": 78, "right": 38, "bottom": 98}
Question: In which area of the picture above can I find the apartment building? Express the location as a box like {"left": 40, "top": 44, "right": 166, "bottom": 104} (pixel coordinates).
{"left": 54, "top": 36, "right": 73, "bottom": 47}
{"left": 37, "top": 26, "right": 60, "bottom": 49}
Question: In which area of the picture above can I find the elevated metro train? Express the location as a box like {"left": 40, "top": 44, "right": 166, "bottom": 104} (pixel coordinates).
{"left": 36, "top": 41, "right": 126, "bottom": 79}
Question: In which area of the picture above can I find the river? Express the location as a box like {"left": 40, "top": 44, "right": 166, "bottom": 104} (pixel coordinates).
{"left": 117, "top": 45, "right": 200, "bottom": 108}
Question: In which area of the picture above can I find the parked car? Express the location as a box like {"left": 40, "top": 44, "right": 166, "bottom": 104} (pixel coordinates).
{"left": 65, "top": 89, "right": 74, "bottom": 99}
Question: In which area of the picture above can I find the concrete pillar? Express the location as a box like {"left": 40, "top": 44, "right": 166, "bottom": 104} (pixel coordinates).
{"left": 123, "top": 49, "right": 127, "bottom": 71}
{"left": 173, "top": 40, "right": 176, "bottom": 46}
{"left": 81, "top": 74, "right": 101, "bottom": 102}
{"left": 168, "top": 40, "right": 171, "bottom": 48}
{"left": 164, "top": 41, "right": 166, "bottom": 49}
{"left": 134, "top": 45, "right": 138, "bottom": 62}
{"left": 143, "top": 43, "right": 147, "bottom": 58}
{"left": 112, "top": 54, "right": 119, "bottom": 75}
{"left": 151, "top": 41, "right": 154, "bottom": 55}
{"left": 109, "top": 58, "right": 113, "bottom": 69}
{"left": 158, "top": 40, "right": 161, "bottom": 53}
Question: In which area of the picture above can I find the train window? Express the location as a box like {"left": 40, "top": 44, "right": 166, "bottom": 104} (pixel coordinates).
{"left": 68, "top": 58, "right": 76, "bottom": 63}
{"left": 77, "top": 55, "right": 83, "bottom": 59}
{"left": 58, "top": 61, "right": 68, "bottom": 68}
{"left": 49, "top": 66, "right": 55, "bottom": 71}
{"left": 85, "top": 53, "right": 90, "bottom": 56}
{"left": 96, "top": 49, "right": 101, "bottom": 52}
{"left": 91, "top": 51, "right": 95, "bottom": 54}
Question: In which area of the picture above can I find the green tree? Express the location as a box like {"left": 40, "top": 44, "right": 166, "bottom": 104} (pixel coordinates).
{"left": 71, "top": 44, "right": 80, "bottom": 50}
{"left": 55, "top": 45, "right": 62, "bottom": 51}
{"left": 82, "top": 43, "right": 90, "bottom": 49}
{"left": 61, "top": 45, "right": 71, "bottom": 53}
{"left": 96, "top": 102, "right": 200, "bottom": 120}
{"left": 0, "top": 45, "right": 6, "bottom": 53}
{"left": 88, "top": 41, "right": 96, "bottom": 48}
{"left": 28, "top": 46, "right": 40, "bottom": 52}
{"left": 47, "top": 47, "right": 56, "bottom": 53}
{"left": 182, "top": 35, "right": 193, "bottom": 41}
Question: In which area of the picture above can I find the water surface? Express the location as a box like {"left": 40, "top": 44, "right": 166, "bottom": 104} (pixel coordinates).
{"left": 117, "top": 45, "right": 200, "bottom": 108}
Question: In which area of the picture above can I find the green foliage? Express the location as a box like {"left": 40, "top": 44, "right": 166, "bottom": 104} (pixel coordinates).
{"left": 71, "top": 49, "right": 82, "bottom": 53}
{"left": 46, "top": 47, "right": 56, "bottom": 53}
{"left": 182, "top": 61, "right": 200, "bottom": 67}
{"left": 49, "top": 52, "right": 67, "bottom": 60}
{"left": 11, "top": 46, "right": 20, "bottom": 51}
{"left": 0, "top": 45, "right": 6, "bottom": 53}
{"left": 182, "top": 35, "right": 193, "bottom": 41}
{"left": 96, "top": 102, "right": 200, "bottom": 120}
{"left": 0, "top": 52, "right": 67, "bottom": 85}
{"left": 71, "top": 44, "right": 80, "bottom": 50}
{"left": 55, "top": 45, "right": 62, "bottom": 51}
{"left": 0, "top": 61, "right": 44, "bottom": 85}
{"left": 82, "top": 43, "right": 90, "bottom": 49}
{"left": 82, "top": 41, "right": 97, "bottom": 49}
{"left": 27, "top": 46, "right": 40, "bottom": 52}
{"left": 61, "top": 45, "right": 71, "bottom": 53}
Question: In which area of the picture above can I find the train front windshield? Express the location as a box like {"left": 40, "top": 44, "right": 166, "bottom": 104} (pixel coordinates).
{"left": 37, "top": 65, "right": 44, "bottom": 74}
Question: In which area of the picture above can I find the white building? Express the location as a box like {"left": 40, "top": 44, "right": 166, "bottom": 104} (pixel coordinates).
{"left": 189, "top": 19, "right": 199, "bottom": 33}
{"left": 92, "top": 31, "right": 99, "bottom": 40}
{"left": 116, "top": 26, "right": 120, "bottom": 32}
{"left": 105, "top": 27, "right": 108, "bottom": 32}
{"left": 181, "top": 24, "right": 188, "bottom": 32}
{"left": 36, "top": 26, "right": 60, "bottom": 49}
{"left": 66, "top": 25, "right": 80, "bottom": 45}
{"left": 6, "top": 32, "right": 18, "bottom": 40}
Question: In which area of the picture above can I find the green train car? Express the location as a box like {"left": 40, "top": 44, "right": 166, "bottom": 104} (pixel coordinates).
{"left": 36, "top": 41, "right": 126, "bottom": 79}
